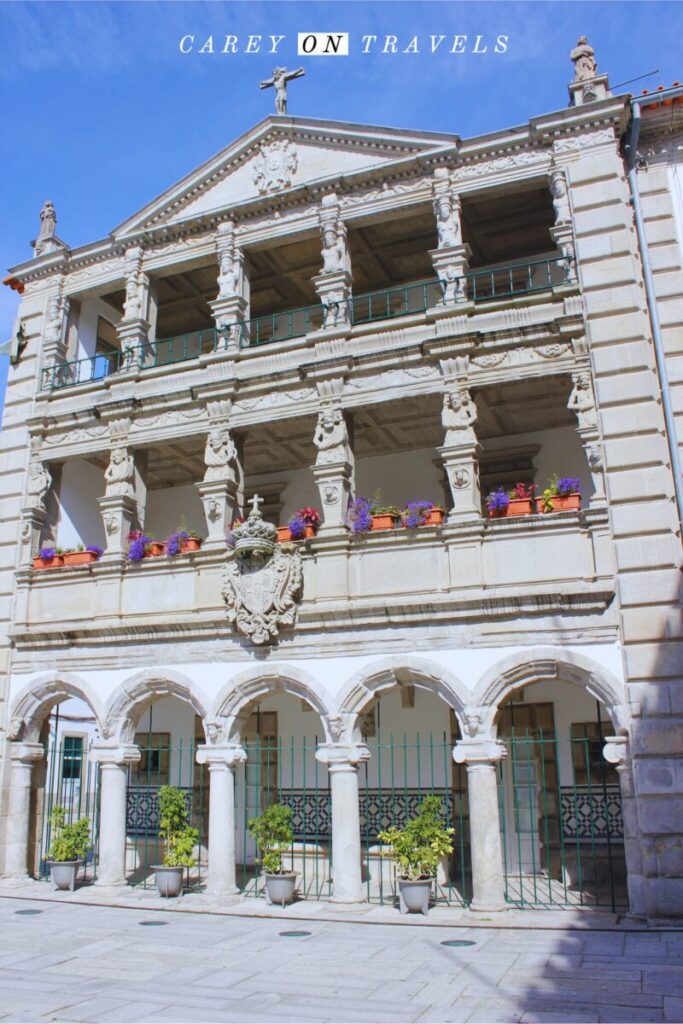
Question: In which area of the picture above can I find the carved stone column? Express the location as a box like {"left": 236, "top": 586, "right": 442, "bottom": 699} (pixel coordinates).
{"left": 41, "top": 274, "right": 68, "bottom": 376}
{"left": 3, "top": 742, "right": 44, "bottom": 880}
{"left": 19, "top": 455, "right": 52, "bottom": 565}
{"left": 438, "top": 386, "right": 482, "bottom": 521}
{"left": 316, "top": 743, "right": 370, "bottom": 903}
{"left": 98, "top": 439, "right": 139, "bottom": 556}
{"left": 453, "top": 739, "right": 508, "bottom": 912}
{"left": 429, "top": 168, "right": 472, "bottom": 305}
{"left": 196, "top": 401, "right": 243, "bottom": 544}
{"left": 19, "top": 507, "right": 47, "bottom": 565}
{"left": 196, "top": 743, "right": 247, "bottom": 898}
{"left": 311, "top": 407, "right": 354, "bottom": 529}
{"left": 116, "top": 246, "right": 150, "bottom": 365}
{"left": 603, "top": 734, "right": 645, "bottom": 919}
{"left": 567, "top": 369, "right": 607, "bottom": 509}
{"left": 312, "top": 194, "right": 352, "bottom": 333}
{"left": 210, "top": 221, "right": 247, "bottom": 353}
{"left": 90, "top": 745, "right": 140, "bottom": 888}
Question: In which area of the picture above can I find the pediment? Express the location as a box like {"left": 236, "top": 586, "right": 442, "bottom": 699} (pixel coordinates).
{"left": 113, "top": 117, "right": 455, "bottom": 238}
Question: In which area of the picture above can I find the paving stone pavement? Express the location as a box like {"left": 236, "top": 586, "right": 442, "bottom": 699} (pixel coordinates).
{"left": 0, "top": 897, "right": 682, "bottom": 1023}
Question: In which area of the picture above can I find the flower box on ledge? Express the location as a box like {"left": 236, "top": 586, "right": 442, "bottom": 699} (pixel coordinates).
{"left": 371, "top": 514, "right": 396, "bottom": 531}
{"left": 489, "top": 498, "right": 535, "bottom": 518}
{"left": 147, "top": 542, "right": 165, "bottom": 556}
{"left": 277, "top": 524, "right": 316, "bottom": 542}
{"left": 33, "top": 554, "right": 64, "bottom": 570}
{"left": 181, "top": 538, "right": 202, "bottom": 552}
{"left": 63, "top": 550, "right": 99, "bottom": 567}
{"left": 537, "top": 494, "right": 581, "bottom": 513}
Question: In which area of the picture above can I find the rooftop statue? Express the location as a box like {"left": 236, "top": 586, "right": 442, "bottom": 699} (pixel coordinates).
{"left": 570, "top": 36, "right": 598, "bottom": 82}
{"left": 260, "top": 66, "right": 305, "bottom": 114}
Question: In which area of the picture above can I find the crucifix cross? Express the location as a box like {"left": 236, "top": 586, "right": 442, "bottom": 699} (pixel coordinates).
{"left": 248, "top": 493, "right": 265, "bottom": 517}
{"left": 260, "top": 66, "right": 305, "bottom": 115}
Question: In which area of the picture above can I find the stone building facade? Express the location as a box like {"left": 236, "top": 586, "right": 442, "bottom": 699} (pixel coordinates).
{"left": 0, "top": 43, "right": 681, "bottom": 917}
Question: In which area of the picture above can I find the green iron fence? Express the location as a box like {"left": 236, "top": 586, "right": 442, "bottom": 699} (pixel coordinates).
{"left": 498, "top": 731, "right": 626, "bottom": 911}
{"left": 37, "top": 738, "right": 100, "bottom": 884}
{"left": 124, "top": 737, "right": 207, "bottom": 891}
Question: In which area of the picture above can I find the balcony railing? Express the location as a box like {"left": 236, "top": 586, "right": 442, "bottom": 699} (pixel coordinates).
{"left": 41, "top": 255, "right": 572, "bottom": 390}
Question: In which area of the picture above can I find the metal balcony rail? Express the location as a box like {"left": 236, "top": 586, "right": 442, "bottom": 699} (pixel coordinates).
{"left": 41, "top": 254, "right": 573, "bottom": 388}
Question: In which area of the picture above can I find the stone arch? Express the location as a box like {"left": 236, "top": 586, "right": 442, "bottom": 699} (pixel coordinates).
{"left": 213, "top": 664, "right": 333, "bottom": 743}
{"left": 472, "top": 646, "right": 628, "bottom": 738}
{"left": 9, "top": 672, "right": 105, "bottom": 743}
{"left": 337, "top": 655, "right": 469, "bottom": 740}
{"left": 104, "top": 669, "right": 211, "bottom": 744}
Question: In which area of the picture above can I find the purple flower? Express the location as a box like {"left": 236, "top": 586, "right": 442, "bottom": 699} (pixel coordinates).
{"left": 556, "top": 477, "right": 581, "bottom": 497}
{"left": 401, "top": 501, "right": 433, "bottom": 529}
{"left": 486, "top": 487, "right": 510, "bottom": 513}
{"left": 38, "top": 546, "right": 56, "bottom": 561}
{"left": 127, "top": 535, "right": 150, "bottom": 561}
{"left": 346, "top": 496, "right": 373, "bottom": 534}
{"left": 86, "top": 545, "right": 103, "bottom": 558}
{"left": 288, "top": 516, "right": 306, "bottom": 540}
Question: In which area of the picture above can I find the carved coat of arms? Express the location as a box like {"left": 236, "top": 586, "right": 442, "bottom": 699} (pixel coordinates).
{"left": 253, "top": 139, "right": 298, "bottom": 194}
{"left": 222, "top": 495, "right": 303, "bottom": 645}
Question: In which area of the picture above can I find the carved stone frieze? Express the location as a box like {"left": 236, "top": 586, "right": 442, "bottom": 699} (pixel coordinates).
{"left": 552, "top": 128, "right": 615, "bottom": 152}
{"left": 454, "top": 150, "right": 547, "bottom": 180}
{"left": 235, "top": 387, "right": 316, "bottom": 412}
{"left": 338, "top": 176, "right": 430, "bottom": 208}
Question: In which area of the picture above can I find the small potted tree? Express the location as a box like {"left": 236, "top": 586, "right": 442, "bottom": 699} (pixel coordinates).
{"left": 151, "top": 785, "right": 198, "bottom": 898}
{"left": 248, "top": 803, "right": 297, "bottom": 906}
{"left": 378, "top": 796, "right": 454, "bottom": 916}
{"left": 46, "top": 806, "right": 91, "bottom": 891}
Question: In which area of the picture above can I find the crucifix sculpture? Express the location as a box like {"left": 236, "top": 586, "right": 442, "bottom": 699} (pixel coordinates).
{"left": 260, "top": 66, "right": 305, "bottom": 115}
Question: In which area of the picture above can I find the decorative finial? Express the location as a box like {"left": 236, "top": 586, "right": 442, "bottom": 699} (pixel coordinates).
{"left": 570, "top": 36, "right": 597, "bottom": 83}
{"left": 248, "top": 493, "right": 265, "bottom": 517}
{"left": 259, "top": 66, "right": 305, "bottom": 115}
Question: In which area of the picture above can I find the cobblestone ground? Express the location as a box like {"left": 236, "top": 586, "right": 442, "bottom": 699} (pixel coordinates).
{"left": 1, "top": 897, "right": 682, "bottom": 1023}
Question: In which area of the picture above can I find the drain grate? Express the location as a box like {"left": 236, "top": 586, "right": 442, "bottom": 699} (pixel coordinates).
{"left": 15, "top": 909, "right": 43, "bottom": 916}
{"left": 139, "top": 920, "right": 168, "bottom": 927}
{"left": 441, "top": 939, "right": 476, "bottom": 947}
{"left": 279, "top": 930, "right": 311, "bottom": 937}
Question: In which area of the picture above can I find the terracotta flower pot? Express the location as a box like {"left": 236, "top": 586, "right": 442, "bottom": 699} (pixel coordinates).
{"left": 424, "top": 508, "right": 445, "bottom": 526}
{"left": 63, "top": 551, "right": 98, "bottom": 566}
{"left": 303, "top": 524, "right": 316, "bottom": 539}
{"left": 181, "top": 538, "right": 202, "bottom": 552}
{"left": 33, "top": 556, "right": 63, "bottom": 570}
{"left": 276, "top": 526, "right": 291, "bottom": 542}
{"left": 507, "top": 498, "right": 534, "bottom": 517}
{"left": 371, "top": 514, "right": 396, "bottom": 531}
{"left": 537, "top": 494, "right": 581, "bottom": 513}
{"left": 147, "top": 542, "right": 165, "bottom": 556}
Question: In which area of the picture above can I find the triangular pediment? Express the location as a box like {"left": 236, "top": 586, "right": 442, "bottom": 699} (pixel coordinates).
{"left": 113, "top": 117, "right": 456, "bottom": 237}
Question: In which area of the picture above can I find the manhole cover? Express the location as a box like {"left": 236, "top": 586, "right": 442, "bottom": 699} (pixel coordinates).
{"left": 15, "top": 909, "right": 43, "bottom": 916}
{"left": 139, "top": 920, "right": 168, "bottom": 927}
{"left": 441, "top": 939, "right": 476, "bottom": 947}
{"left": 279, "top": 930, "right": 311, "bottom": 937}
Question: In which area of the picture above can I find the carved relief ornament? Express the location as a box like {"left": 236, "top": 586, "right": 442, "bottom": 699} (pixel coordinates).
{"left": 253, "top": 139, "right": 298, "bottom": 194}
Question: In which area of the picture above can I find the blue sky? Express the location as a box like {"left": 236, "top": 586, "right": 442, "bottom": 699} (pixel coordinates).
{"left": 1, "top": 0, "right": 682, "bottom": 411}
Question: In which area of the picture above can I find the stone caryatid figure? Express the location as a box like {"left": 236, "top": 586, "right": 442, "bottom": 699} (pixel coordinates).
{"left": 570, "top": 36, "right": 598, "bottom": 82}
{"left": 37, "top": 201, "right": 57, "bottom": 245}
{"left": 203, "top": 428, "right": 237, "bottom": 482}
{"left": 122, "top": 247, "right": 144, "bottom": 321}
{"left": 319, "top": 194, "right": 346, "bottom": 274}
{"left": 550, "top": 169, "right": 571, "bottom": 225}
{"left": 104, "top": 447, "right": 135, "bottom": 498}
{"left": 432, "top": 168, "right": 462, "bottom": 249}
{"left": 260, "top": 66, "right": 305, "bottom": 115}
{"left": 26, "top": 460, "right": 51, "bottom": 510}
{"left": 567, "top": 373, "right": 598, "bottom": 430}
{"left": 442, "top": 388, "right": 478, "bottom": 445}
{"left": 313, "top": 409, "right": 351, "bottom": 466}
{"left": 216, "top": 221, "right": 240, "bottom": 298}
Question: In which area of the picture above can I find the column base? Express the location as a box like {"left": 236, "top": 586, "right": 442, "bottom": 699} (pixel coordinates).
{"left": 468, "top": 899, "right": 509, "bottom": 913}
{"left": 328, "top": 897, "right": 370, "bottom": 910}
{"left": 93, "top": 878, "right": 128, "bottom": 891}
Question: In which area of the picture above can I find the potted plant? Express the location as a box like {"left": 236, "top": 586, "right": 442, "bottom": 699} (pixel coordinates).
{"left": 247, "top": 803, "right": 297, "bottom": 907}
{"left": 63, "top": 544, "right": 103, "bottom": 566}
{"left": 400, "top": 501, "right": 444, "bottom": 528}
{"left": 346, "top": 495, "right": 373, "bottom": 535}
{"left": 485, "top": 487, "right": 510, "bottom": 518}
{"left": 33, "top": 546, "right": 64, "bottom": 569}
{"left": 151, "top": 785, "right": 198, "bottom": 898}
{"left": 506, "top": 482, "right": 537, "bottom": 516}
{"left": 378, "top": 796, "right": 454, "bottom": 916}
{"left": 538, "top": 476, "right": 582, "bottom": 513}
{"left": 370, "top": 495, "right": 401, "bottom": 530}
{"left": 183, "top": 529, "right": 202, "bottom": 552}
{"left": 286, "top": 506, "right": 321, "bottom": 540}
{"left": 127, "top": 531, "right": 164, "bottom": 559}
{"left": 46, "top": 806, "right": 90, "bottom": 891}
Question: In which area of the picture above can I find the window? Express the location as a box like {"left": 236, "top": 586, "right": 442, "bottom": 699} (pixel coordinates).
{"left": 61, "top": 736, "right": 83, "bottom": 781}
{"left": 131, "top": 732, "right": 171, "bottom": 785}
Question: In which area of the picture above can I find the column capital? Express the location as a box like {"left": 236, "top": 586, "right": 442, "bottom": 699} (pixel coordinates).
{"left": 316, "top": 742, "right": 370, "bottom": 768}
{"left": 453, "top": 739, "right": 507, "bottom": 766}
{"left": 196, "top": 743, "right": 247, "bottom": 768}
{"left": 9, "top": 741, "right": 44, "bottom": 765}
{"left": 89, "top": 744, "right": 140, "bottom": 766}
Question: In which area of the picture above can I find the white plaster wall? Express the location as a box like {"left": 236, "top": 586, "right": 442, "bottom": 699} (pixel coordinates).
{"left": 482, "top": 425, "right": 594, "bottom": 501}
{"left": 356, "top": 447, "right": 443, "bottom": 508}
{"left": 74, "top": 298, "right": 121, "bottom": 361}
{"left": 145, "top": 485, "right": 206, "bottom": 540}
{"left": 58, "top": 460, "right": 106, "bottom": 549}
